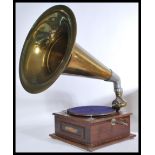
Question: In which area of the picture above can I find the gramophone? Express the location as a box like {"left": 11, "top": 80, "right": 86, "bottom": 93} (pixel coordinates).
{"left": 19, "top": 5, "right": 135, "bottom": 151}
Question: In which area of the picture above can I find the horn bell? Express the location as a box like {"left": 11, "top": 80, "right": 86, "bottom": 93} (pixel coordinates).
{"left": 19, "top": 5, "right": 77, "bottom": 93}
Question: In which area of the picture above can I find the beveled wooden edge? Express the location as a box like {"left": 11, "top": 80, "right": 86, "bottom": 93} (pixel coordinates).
{"left": 53, "top": 111, "right": 133, "bottom": 125}
{"left": 49, "top": 133, "right": 136, "bottom": 152}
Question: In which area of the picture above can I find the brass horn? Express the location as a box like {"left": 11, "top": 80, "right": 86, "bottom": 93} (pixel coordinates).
{"left": 19, "top": 5, "right": 127, "bottom": 111}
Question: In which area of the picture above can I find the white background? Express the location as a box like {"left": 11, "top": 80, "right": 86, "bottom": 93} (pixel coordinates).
{"left": 15, "top": 3, "right": 138, "bottom": 152}
{"left": 3, "top": 0, "right": 155, "bottom": 155}
{"left": 3, "top": 0, "right": 155, "bottom": 154}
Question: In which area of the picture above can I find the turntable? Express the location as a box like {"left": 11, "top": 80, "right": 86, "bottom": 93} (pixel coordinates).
{"left": 19, "top": 5, "right": 136, "bottom": 151}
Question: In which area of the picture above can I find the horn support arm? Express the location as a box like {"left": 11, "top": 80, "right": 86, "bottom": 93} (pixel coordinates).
{"left": 107, "top": 70, "right": 127, "bottom": 111}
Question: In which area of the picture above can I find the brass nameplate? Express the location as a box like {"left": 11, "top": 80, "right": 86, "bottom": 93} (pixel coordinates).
{"left": 64, "top": 126, "right": 78, "bottom": 134}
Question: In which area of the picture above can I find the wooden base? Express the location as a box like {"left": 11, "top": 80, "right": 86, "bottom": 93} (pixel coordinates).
{"left": 49, "top": 133, "right": 136, "bottom": 152}
{"left": 51, "top": 111, "right": 136, "bottom": 152}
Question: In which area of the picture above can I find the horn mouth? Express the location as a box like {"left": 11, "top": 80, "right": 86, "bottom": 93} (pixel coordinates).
{"left": 19, "top": 5, "right": 77, "bottom": 93}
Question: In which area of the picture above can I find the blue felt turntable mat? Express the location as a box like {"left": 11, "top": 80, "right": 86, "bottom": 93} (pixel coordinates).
{"left": 67, "top": 106, "right": 116, "bottom": 116}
